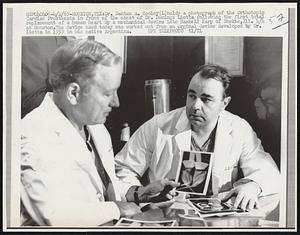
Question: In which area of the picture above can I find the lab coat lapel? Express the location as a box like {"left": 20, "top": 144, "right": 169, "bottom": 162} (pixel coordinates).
{"left": 165, "top": 109, "right": 192, "bottom": 180}
{"left": 88, "top": 125, "right": 120, "bottom": 200}
{"left": 174, "top": 130, "right": 192, "bottom": 151}
{"left": 174, "top": 108, "right": 192, "bottom": 150}
{"left": 166, "top": 130, "right": 192, "bottom": 181}
{"left": 87, "top": 125, "right": 115, "bottom": 181}
{"left": 211, "top": 111, "right": 233, "bottom": 194}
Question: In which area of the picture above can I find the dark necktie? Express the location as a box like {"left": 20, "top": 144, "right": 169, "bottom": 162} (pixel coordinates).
{"left": 84, "top": 126, "right": 116, "bottom": 201}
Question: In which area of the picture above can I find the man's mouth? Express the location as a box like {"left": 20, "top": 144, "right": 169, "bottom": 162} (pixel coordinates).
{"left": 190, "top": 114, "right": 205, "bottom": 121}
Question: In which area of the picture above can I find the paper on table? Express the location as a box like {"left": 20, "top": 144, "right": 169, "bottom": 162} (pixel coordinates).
{"left": 235, "top": 209, "right": 266, "bottom": 218}
{"left": 170, "top": 201, "right": 193, "bottom": 210}
{"left": 258, "top": 219, "right": 279, "bottom": 227}
{"left": 115, "top": 217, "right": 176, "bottom": 227}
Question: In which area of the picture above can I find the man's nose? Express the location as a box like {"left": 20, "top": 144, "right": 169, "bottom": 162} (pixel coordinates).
{"left": 110, "top": 92, "right": 120, "bottom": 108}
{"left": 192, "top": 98, "right": 202, "bottom": 111}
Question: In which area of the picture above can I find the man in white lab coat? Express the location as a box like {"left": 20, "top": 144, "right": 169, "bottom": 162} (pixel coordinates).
{"left": 21, "top": 39, "right": 177, "bottom": 226}
{"left": 115, "top": 64, "right": 281, "bottom": 211}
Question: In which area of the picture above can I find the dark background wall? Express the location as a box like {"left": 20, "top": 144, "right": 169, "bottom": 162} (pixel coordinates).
{"left": 105, "top": 36, "right": 282, "bottom": 168}
{"left": 242, "top": 37, "right": 282, "bottom": 168}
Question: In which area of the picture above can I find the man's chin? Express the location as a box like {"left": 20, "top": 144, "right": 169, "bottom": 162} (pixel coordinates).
{"left": 91, "top": 117, "right": 107, "bottom": 125}
{"left": 100, "top": 117, "right": 107, "bottom": 124}
{"left": 190, "top": 119, "right": 205, "bottom": 128}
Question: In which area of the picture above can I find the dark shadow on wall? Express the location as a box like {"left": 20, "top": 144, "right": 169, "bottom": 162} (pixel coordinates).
{"left": 244, "top": 37, "right": 282, "bottom": 169}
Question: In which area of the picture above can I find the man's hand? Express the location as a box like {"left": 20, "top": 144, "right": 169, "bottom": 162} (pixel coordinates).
{"left": 221, "top": 181, "right": 261, "bottom": 211}
{"left": 126, "top": 179, "right": 180, "bottom": 203}
{"left": 140, "top": 199, "right": 175, "bottom": 212}
{"left": 139, "top": 179, "right": 180, "bottom": 203}
{"left": 114, "top": 201, "right": 141, "bottom": 217}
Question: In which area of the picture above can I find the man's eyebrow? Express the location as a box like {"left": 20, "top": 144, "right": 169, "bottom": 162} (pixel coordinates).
{"left": 201, "top": 93, "right": 214, "bottom": 98}
{"left": 188, "top": 89, "right": 214, "bottom": 98}
{"left": 187, "top": 89, "right": 196, "bottom": 93}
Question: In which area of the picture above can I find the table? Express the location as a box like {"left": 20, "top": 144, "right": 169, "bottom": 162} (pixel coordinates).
{"left": 125, "top": 193, "right": 280, "bottom": 228}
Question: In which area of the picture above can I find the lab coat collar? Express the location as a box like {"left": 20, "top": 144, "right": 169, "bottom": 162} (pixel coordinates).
{"left": 174, "top": 108, "right": 192, "bottom": 151}
{"left": 175, "top": 107, "right": 190, "bottom": 132}
{"left": 40, "top": 93, "right": 84, "bottom": 142}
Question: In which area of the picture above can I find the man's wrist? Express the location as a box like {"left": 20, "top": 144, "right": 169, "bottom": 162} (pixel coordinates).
{"left": 126, "top": 185, "right": 146, "bottom": 202}
{"left": 251, "top": 181, "right": 262, "bottom": 195}
{"left": 126, "top": 185, "right": 139, "bottom": 202}
{"left": 233, "top": 178, "right": 262, "bottom": 195}
{"left": 133, "top": 186, "right": 140, "bottom": 205}
{"left": 135, "top": 185, "right": 148, "bottom": 203}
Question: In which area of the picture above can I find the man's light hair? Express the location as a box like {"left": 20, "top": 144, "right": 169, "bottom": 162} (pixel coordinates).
{"left": 49, "top": 39, "right": 122, "bottom": 91}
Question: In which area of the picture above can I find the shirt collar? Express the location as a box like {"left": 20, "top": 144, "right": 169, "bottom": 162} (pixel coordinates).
{"left": 40, "top": 92, "right": 82, "bottom": 135}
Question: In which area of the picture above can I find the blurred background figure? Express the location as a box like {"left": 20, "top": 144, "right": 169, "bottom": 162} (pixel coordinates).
{"left": 254, "top": 74, "right": 281, "bottom": 168}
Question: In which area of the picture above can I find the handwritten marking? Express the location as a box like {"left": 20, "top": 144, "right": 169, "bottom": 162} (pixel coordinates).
{"left": 272, "top": 21, "right": 289, "bottom": 30}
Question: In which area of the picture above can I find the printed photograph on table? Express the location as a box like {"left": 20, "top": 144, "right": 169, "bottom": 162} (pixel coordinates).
{"left": 175, "top": 151, "right": 214, "bottom": 196}
{"left": 189, "top": 197, "right": 243, "bottom": 217}
{"left": 115, "top": 218, "right": 176, "bottom": 227}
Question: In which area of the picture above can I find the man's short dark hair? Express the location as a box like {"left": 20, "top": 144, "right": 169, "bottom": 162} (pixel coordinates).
{"left": 195, "top": 64, "right": 232, "bottom": 98}
{"left": 49, "top": 39, "right": 122, "bottom": 91}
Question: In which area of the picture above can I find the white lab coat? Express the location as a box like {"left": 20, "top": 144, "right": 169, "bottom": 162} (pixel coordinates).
{"left": 21, "top": 93, "right": 128, "bottom": 226}
{"left": 115, "top": 107, "right": 281, "bottom": 197}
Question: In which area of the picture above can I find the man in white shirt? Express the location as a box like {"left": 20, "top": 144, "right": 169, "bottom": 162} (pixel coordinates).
{"left": 21, "top": 38, "right": 178, "bottom": 226}
{"left": 115, "top": 64, "right": 281, "bottom": 211}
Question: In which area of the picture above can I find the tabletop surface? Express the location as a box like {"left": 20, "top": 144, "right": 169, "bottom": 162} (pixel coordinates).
{"left": 109, "top": 193, "right": 280, "bottom": 228}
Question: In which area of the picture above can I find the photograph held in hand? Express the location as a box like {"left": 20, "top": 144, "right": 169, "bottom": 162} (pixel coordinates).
{"left": 175, "top": 150, "right": 214, "bottom": 196}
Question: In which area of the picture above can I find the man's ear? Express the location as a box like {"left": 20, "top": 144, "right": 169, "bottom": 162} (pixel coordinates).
{"left": 223, "top": 96, "right": 231, "bottom": 110}
{"left": 66, "top": 82, "right": 81, "bottom": 105}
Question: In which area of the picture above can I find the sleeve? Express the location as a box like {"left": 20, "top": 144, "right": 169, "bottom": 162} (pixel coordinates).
{"left": 21, "top": 133, "right": 120, "bottom": 226}
{"left": 114, "top": 117, "right": 158, "bottom": 197}
{"left": 235, "top": 119, "right": 281, "bottom": 196}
